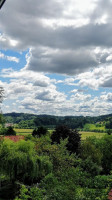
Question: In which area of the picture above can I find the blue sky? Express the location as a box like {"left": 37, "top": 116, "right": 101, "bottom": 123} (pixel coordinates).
{"left": 0, "top": 0, "right": 112, "bottom": 116}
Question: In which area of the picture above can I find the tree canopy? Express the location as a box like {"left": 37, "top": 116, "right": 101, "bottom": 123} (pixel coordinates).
{"left": 51, "top": 125, "right": 81, "bottom": 154}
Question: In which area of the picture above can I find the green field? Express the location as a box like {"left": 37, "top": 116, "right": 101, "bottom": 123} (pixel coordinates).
{"left": 15, "top": 128, "right": 106, "bottom": 139}
{"left": 80, "top": 131, "right": 106, "bottom": 139}
{"left": 83, "top": 123, "right": 106, "bottom": 132}
{"left": 15, "top": 128, "right": 33, "bottom": 135}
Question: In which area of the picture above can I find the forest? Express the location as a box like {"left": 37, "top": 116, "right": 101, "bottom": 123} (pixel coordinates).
{"left": 3, "top": 112, "right": 112, "bottom": 131}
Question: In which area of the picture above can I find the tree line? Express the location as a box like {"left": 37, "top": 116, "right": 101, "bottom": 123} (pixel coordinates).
{"left": 3, "top": 112, "right": 112, "bottom": 130}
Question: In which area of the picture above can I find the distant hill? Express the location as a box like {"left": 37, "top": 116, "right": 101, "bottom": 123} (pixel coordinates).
{"left": 3, "top": 112, "right": 112, "bottom": 129}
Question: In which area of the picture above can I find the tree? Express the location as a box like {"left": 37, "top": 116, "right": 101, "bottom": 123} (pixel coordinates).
{"left": 0, "top": 140, "right": 52, "bottom": 184}
{"left": 51, "top": 125, "right": 81, "bottom": 154}
{"left": 5, "top": 126, "right": 16, "bottom": 136}
{"left": 0, "top": 114, "right": 5, "bottom": 126}
{"left": 105, "top": 119, "right": 112, "bottom": 129}
{"left": 80, "top": 138, "right": 102, "bottom": 166}
{"left": 32, "top": 126, "right": 48, "bottom": 137}
{"left": 32, "top": 129, "right": 37, "bottom": 137}
{"left": 98, "top": 135, "right": 112, "bottom": 174}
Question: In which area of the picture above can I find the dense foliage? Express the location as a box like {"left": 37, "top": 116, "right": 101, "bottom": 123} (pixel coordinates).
{"left": 0, "top": 126, "right": 112, "bottom": 199}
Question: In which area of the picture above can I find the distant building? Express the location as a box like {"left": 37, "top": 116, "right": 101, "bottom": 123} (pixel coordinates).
{"left": 5, "top": 123, "right": 14, "bottom": 128}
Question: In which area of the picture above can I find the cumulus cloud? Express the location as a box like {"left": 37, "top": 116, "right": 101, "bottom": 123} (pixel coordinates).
{"left": 25, "top": 47, "right": 99, "bottom": 75}
{"left": 0, "top": 0, "right": 112, "bottom": 116}
{"left": 101, "top": 93, "right": 112, "bottom": 101}
{"left": 1, "top": 68, "right": 112, "bottom": 116}
{"left": 70, "top": 93, "right": 91, "bottom": 101}
{"left": 73, "top": 64, "right": 112, "bottom": 89}
{"left": 1, "top": 0, "right": 112, "bottom": 75}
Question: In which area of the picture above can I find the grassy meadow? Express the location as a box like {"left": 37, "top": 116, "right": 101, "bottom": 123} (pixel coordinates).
{"left": 83, "top": 123, "right": 106, "bottom": 132}
{"left": 15, "top": 128, "right": 106, "bottom": 139}
{"left": 15, "top": 128, "right": 33, "bottom": 135}
{"left": 80, "top": 131, "right": 106, "bottom": 139}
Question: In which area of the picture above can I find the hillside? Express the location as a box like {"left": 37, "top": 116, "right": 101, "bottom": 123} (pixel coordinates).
{"left": 3, "top": 112, "right": 112, "bottom": 129}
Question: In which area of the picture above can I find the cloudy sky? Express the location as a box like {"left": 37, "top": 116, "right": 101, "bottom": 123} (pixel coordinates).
{"left": 0, "top": 0, "right": 112, "bottom": 116}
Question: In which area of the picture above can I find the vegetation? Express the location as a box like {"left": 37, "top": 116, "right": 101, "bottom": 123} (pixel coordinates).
{"left": 83, "top": 123, "right": 106, "bottom": 132}
{"left": 32, "top": 126, "right": 48, "bottom": 137}
{"left": 51, "top": 125, "right": 81, "bottom": 154}
{"left": 0, "top": 112, "right": 112, "bottom": 199}
{"left": 0, "top": 123, "right": 112, "bottom": 199}
{"left": 0, "top": 126, "right": 16, "bottom": 136}
{"left": 15, "top": 129, "right": 33, "bottom": 135}
{"left": 3, "top": 113, "right": 112, "bottom": 134}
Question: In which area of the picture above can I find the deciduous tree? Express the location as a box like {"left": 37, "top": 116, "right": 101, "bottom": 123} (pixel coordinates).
{"left": 51, "top": 125, "right": 81, "bottom": 154}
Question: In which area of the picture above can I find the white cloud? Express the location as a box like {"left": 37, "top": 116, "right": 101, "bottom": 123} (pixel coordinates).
{"left": 74, "top": 64, "right": 112, "bottom": 89}
{"left": 0, "top": 51, "right": 19, "bottom": 63}
{"left": 0, "top": 0, "right": 112, "bottom": 116}
{"left": 101, "top": 93, "right": 112, "bottom": 101}
{"left": 1, "top": 0, "right": 112, "bottom": 75}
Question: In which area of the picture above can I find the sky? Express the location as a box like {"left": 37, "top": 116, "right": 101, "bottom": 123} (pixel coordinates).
{"left": 0, "top": 0, "right": 112, "bottom": 116}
